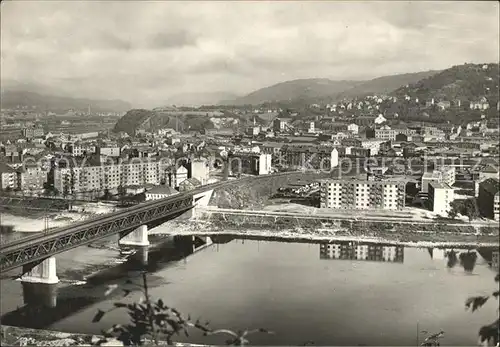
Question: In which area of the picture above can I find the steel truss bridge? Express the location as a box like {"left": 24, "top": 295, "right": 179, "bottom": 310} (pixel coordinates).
{"left": 0, "top": 173, "right": 298, "bottom": 273}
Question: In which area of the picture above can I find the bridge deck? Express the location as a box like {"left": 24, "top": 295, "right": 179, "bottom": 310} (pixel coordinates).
{"left": 0, "top": 173, "right": 299, "bottom": 273}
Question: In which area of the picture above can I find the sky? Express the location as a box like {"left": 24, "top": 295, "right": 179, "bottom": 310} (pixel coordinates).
{"left": 1, "top": 1, "right": 499, "bottom": 108}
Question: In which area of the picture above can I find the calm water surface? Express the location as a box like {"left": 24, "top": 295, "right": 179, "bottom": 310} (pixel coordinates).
{"left": 0, "top": 236, "right": 498, "bottom": 346}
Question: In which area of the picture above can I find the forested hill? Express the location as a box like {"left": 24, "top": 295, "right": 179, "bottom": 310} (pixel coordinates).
{"left": 392, "top": 63, "right": 499, "bottom": 103}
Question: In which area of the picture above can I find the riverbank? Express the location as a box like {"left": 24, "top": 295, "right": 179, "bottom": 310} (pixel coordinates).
{"left": 152, "top": 219, "right": 500, "bottom": 247}
{"left": 0, "top": 325, "right": 96, "bottom": 346}
{"left": 0, "top": 203, "right": 117, "bottom": 233}
{"left": 0, "top": 325, "right": 207, "bottom": 346}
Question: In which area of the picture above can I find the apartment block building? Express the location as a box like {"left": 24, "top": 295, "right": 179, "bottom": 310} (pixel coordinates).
{"left": 375, "top": 127, "right": 398, "bottom": 141}
{"left": 96, "top": 145, "right": 121, "bottom": 157}
{"left": 68, "top": 143, "right": 94, "bottom": 157}
{"left": 428, "top": 182, "right": 454, "bottom": 216}
{"left": 21, "top": 126, "right": 44, "bottom": 139}
{"left": 53, "top": 159, "right": 173, "bottom": 193}
{"left": 0, "top": 163, "right": 18, "bottom": 190}
{"left": 473, "top": 167, "right": 499, "bottom": 196}
{"left": 478, "top": 178, "right": 500, "bottom": 221}
{"left": 229, "top": 152, "right": 272, "bottom": 175}
{"left": 272, "top": 118, "right": 292, "bottom": 132}
{"left": 421, "top": 166, "right": 456, "bottom": 193}
{"left": 18, "top": 165, "right": 49, "bottom": 193}
{"left": 360, "top": 139, "right": 385, "bottom": 156}
{"left": 279, "top": 145, "right": 338, "bottom": 170}
{"left": 319, "top": 179, "right": 406, "bottom": 210}
{"left": 319, "top": 242, "right": 404, "bottom": 263}
{"left": 189, "top": 158, "right": 210, "bottom": 185}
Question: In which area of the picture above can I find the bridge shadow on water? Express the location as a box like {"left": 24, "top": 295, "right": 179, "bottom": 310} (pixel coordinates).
{"left": 0, "top": 235, "right": 227, "bottom": 330}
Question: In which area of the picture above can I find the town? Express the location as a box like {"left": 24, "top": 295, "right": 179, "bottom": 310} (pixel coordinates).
{"left": 1, "top": 64, "right": 499, "bottom": 225}
{"left": 0, "top": 1, "right": 499, "bottom": 346}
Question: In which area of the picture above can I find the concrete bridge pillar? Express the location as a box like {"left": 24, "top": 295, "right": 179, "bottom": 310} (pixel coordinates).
{"left": 119, "top": 225, "right": 150, "bottom": 247}
{"left": 192, "top": 235, "right": 213, "bottom": 253}
{"left": 20, "top": 257, "right": 59, "bottom": 285}
{"left": 22, "top": 282, "right": 58, "bottom": 308}
{"left": 136, "top": 246, "right": 149, "bottom": 265}
{"left": 191, "top": 189, "right": 214, "bottom": 218}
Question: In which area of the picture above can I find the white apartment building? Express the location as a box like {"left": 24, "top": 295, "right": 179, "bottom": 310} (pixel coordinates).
{"left": 428, "top": 182, "right": 454, "bottom": 216}
{"left": 190, "top": 158, "right": 209, "bottom": 185}
{"left": 437, "top": 166, "right": 456, "bottom": 186}
{"left": 54, "top": 160, "right": 173, "bottom": 193}
{"left": 0, "top": 163, "right": 18, "bottom": 190}
{"left": 347, "top": 123, "right": 359, "bottom": 135}
{"left": 231, "top": 152, "right": 272, "bottom": 175}
{"left": 360, "top": 139, "right": 385, "bottom": 156}
{"left": 319, "top": 179, "right": 406, "bottom": 210}
{"left": 97, "top": 146, "right": 121, "bottom": 157}
{"left": 375, "top": 127, "right": 398, "bottom": 141}
{"left": 421, "top": 166, "right": 456, "bottom": 193}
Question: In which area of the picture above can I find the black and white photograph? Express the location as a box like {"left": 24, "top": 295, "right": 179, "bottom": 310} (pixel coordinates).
{"left": 0, "top": 1, "right": 499, "bottom": 346}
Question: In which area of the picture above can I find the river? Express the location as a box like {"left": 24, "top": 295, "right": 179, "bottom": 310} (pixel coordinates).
{"left": 0, "top": 234, "right": 498, "bottom": 346}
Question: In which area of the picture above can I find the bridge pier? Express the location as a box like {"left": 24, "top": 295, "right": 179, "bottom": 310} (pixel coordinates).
{"left": 22, "top": 282, "right": 58, "bottom": 308}
{"left": 136, "top": 246, "right": 149, "bottom": 265}
{"left": 20, "top": 257, "right": 59, "bottom": 285}
{"left": 192, "top": 235, "right": 213, "bottom": 253}
{"left": 119, "top": 225, "right": 150, "bottom": 247}
{"left": 191, "top": 189, "right": 214, "bottom": 219}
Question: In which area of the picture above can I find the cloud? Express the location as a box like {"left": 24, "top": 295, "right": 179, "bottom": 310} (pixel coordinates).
{"left": 1, "top": 1, "right": 498, "bottom": 108}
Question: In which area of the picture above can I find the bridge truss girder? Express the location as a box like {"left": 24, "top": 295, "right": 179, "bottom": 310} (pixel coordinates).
{"left": 0, "top": 196, "right": 193, "bottom": 273}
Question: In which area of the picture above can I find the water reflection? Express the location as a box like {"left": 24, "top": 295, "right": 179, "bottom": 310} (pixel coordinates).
{"left": 319, "top": 241, "right": 404, "bottom": 263}
{"left": 446, "top": 250, "right": 459, "bottom": 269}
{"left": 443, "top": 249, "right": 480, "bottom": 273}
{"left": 459, "top": 251, "right": 477, "bottom": 272}
{"left": 1, "top": 235, "right": 207, "bottom": 329}
{"left": 0, "top": 236, "right": 498, "bottom": 345}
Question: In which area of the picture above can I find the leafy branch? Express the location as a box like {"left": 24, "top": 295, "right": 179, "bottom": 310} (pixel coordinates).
{"left": 465, "top": 272, "right": 500, "bottom": 346}
{"left": 92, "top": 272, "right": 273, "bottom": 346}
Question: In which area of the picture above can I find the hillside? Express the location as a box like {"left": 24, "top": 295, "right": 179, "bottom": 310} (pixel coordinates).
{"left": 165, "top": 92, "right": 240, "bottom": 107}
{"left": 113, "top": 109, "right": 223, "bottom": 135}
{"left": 392, "top": 63, "right": 499, "bottom": 102}
{"left": 222, "top": 79, "right": 362, "bottom": 106}
{"left": 336, "top": 70, "right": 441, "bottom": 99}
{"left": 0, "top": 90, "right": 131, "bottom": 113}
{"left": 220, "top": 71, "right": 446, "bottom": 106}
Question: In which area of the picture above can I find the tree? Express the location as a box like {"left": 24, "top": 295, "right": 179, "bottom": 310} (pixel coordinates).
{"left": 62, "top": 185, "right": 70, "bottom": 199}
{"left": 103, "top": 188, "right": 112, "bottom": 201}
{"left": 465, "top": 273, "right": 499, "bottom": 346}
{"left": 92, "top": 272, "right": 272, "bottom": 346}
{"left": 117, "top": 185, "right": 127, "bottom": 202}
{"left": 463, "top": 198, "right": 479, "bottom": 222}
{"left": 447, "top": 208, "right": 457, "bottom": 219}
{"left": 449, "top": 198, "right": 480, "bottom": 221}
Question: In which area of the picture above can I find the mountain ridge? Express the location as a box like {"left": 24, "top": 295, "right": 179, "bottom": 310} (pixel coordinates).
{"left": 165, "top": 91, "right": 241, "bottom": 107}
{"left": 391, "top": 63, "right": 499, "bottom": 102}
{"left": 220, "top": 70, "right": 444, "bottom": 106}
{"left": 221, "top": 78, "right": 362, "bottom": 106}
{"left": 0, "top": 90, "right": 132, "bottom": 113}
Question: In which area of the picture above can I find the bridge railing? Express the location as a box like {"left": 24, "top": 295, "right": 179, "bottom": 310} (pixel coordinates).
{"left": 0, "top": 171, "right": 303, "bottom": 249}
